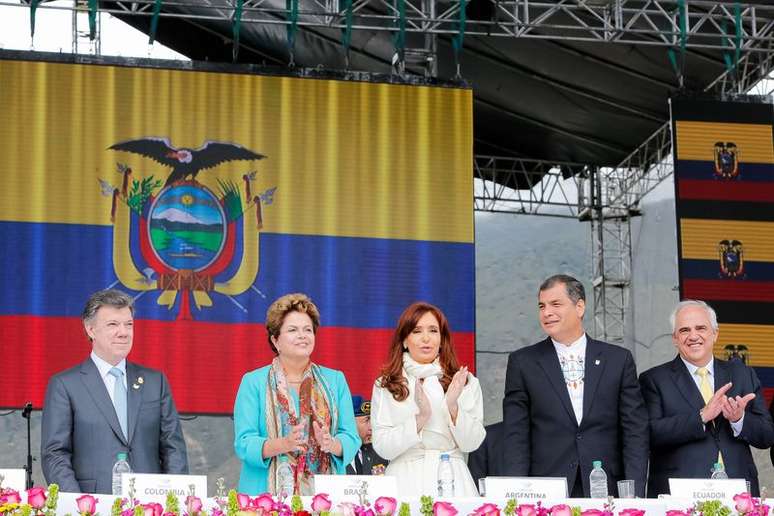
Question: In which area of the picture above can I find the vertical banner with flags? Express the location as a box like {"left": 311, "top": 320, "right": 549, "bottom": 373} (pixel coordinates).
{"left": 672, "top": 96, "right": 774, "bottom": 401}
{"left": 0, "top": 55, "right": 474, "bottom": 414}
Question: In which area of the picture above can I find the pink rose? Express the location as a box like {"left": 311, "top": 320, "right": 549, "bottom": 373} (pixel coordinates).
{"left": 736, "top": 494, "right": 756, "bottom": 514}
{"left": 581, "top": 511, "right": 605, "bottom": 516}
{"left": 142, "top": 502, "right": 164, "bottom": 516}
{"left": 516, "top": 505, "right": 536, "bottom": 516}
{"left": 237, "top": 493, "right": 252, "bottom": 511}
{"left": 186, "top": 496, "right": 203, "bottom": 514}
{"left": 472, "top": 503, "right": 500, "bottom": 516}
{"left": 337, "top": 502, "right": 357, "bottom": 516}
{"left": 433, "top": 502, "right": 458, "bottom": 516}
{"left": 550, "top": 505, "right": 572, "bottom": 516}
{"left": 312, "top": 494, "right": 333, "bottom": 512}
{"left": 359, "top": 510, "right": 375, "bottom": 516}
{"left": 76, "top": 494, "right": 98, "bottom": 514}
{"left": 252, "top": 493, "right": 275, "bottom": 512}
{"left": 122, "top": 510, "right": 135, "bottom": 516}
{"left": 163, "top": 513, "right": 177, "bottom": 516}
{"left": 618, "top": 510, "right": 644, "bottom": 516}
{"left": 27, "top": 488, "right": 47, "bottom": 509}
{"left": 665, "top": 512, "right": 691, "bottom": 516}
{"left": 374, "top": 497, "right": 398, "bottom": 516}
{"left": 1, "top": 491, "right": 22, "bottom": 505}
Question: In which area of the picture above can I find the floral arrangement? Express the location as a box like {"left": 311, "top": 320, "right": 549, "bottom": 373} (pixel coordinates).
{"left": 0, "top": 484, "right": 59, "bottom": 516}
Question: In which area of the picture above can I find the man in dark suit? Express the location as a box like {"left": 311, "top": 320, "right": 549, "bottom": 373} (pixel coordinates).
{"left": 41, "top": 289, "right": 188, "bottom": 494}
{"left": 346, "top": 395, "right": 388, "bottom": 475}
{"left": 467, "top": 421, "right": 503, "bottom": 487}
{"left": 502, "top": 274, "right": 648, "bottom": 497}
{"left": 639, "top": 300, "right": 774, "bottom": 497}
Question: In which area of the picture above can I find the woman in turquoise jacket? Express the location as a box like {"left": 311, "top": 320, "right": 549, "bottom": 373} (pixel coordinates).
{"left": 233, "top": 293, "right": 361, "bottom": 495}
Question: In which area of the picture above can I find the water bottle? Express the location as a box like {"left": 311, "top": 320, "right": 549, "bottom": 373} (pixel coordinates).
{"left": 710, "top": 462, "right": 728, "bottom": 479}
{"left": 589, "top": 460, "right": 608, "bottom": 498}
{"left": 277, "top": 459, "right": 295, "bottom": 499}
{"left": 437, "top": 453, "right": 455, "bottom": 497}
{"left": 111, "top": 452, "right": 132, "bottom": 495}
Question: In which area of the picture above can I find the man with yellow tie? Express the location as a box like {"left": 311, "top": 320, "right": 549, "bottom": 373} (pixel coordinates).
{"left": 639, "top": 300, "right": 774, "bottom": 497}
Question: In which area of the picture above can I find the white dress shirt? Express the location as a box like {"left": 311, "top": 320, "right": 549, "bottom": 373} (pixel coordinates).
{"left": 90, "top": 351, "right": 127, "bottom": 405}
{"left": 552, "top": 334, "right": 587, "bottom": 425}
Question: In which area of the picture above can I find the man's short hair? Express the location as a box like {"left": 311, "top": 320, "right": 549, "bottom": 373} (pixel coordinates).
{"left": 539, "top": 274, "right": 586, "bottom": 304}
{"left": 669, "top": 299, "right": 719, "bottom": 333}
{"left": 82, "top": 289, "right": 135, "bottom": 323}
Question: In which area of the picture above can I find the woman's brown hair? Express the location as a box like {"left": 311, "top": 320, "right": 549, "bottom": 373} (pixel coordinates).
{"left": 379, "top": 301, "right": 460, "bottom": 401}
{"left": 265, "top": 293, "right": 321, "bottom": 354}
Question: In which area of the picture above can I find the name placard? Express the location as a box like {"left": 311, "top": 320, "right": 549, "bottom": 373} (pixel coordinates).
{"left": 313, "top": 475, "right": 398, "bottom": 502}
{"left": 121, "top": 474, "right": 208, "bottom": 498}
{"left": 0, "top": 469, "right": 26, "bottom": 492}
{"left": 669, "top": 478, "right": 748, "bottom": 501}
{"left": 482, "top": 477, "right": 569, "bottom": 499}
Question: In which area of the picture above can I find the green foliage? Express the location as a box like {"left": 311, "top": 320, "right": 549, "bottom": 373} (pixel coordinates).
{"left": 398, "top": 502, "right": 411, "bottom": 516}
{"left": 227, "top": 490, "right": 239, "bottom": 516}
{"left": 695, "top": 500, "right": 731, "bottom": 516}
{"left": 165, "top": 492, "right": 180, "bottom": 516}
{"left": 44, "top": 484, "right": 59, "bottom": 516}
{"left": 111, "top": 498, "right": 125, "bottom": 516}
{"left": 20, "top": 505, "right": 32, "bottom": 516}
{"left": 217, "top": 179, "right": 243, "bottom": 222}
{"left": 127, "top": 176, "right": 163, "bottom": 213}
{"left": 419, "top": 496, "right": 433, "bottom": 516}
{"left": 571, "top": 507, "right": 582, "bottom": 516}
{"left": 291, "top": 495, "right": 303, "bottom": 513}
{"left": 133, "top": 507, "right": 144, "bottom": 516}
{"left": 503, "top": 499, "right": 517, "bottom": 516}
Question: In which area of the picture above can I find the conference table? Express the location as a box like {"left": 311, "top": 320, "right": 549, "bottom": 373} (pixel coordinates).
{"left": 53, "top": 492, "right": 707, "bottom": 516}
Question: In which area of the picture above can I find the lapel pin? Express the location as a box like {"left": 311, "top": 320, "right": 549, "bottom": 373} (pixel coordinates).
{"left": 132, "top": 384, "right": 140, "bottom": 390}
{"left": 595, "top": 359, "right": 601, "bottom": 365}
{"left": 137, "top": 377, "right": 144, "bottom": 384}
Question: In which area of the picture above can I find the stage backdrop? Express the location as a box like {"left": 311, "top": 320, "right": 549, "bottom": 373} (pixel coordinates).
{"left": 0, "top": 56, "right": 474, "bottom": 414}
{"left": 672, "top": 96, "right": 774, "bottom": 401}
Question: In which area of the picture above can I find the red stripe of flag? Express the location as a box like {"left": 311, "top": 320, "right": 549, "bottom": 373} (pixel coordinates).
{"left": 683, "top": 279, "right": 774, "bottom": 303}
{"left": 0, "top": 315, "right": 474, "bottom": 414}
{"left": 678, "top": 179, "right": 774, "bottom": 202}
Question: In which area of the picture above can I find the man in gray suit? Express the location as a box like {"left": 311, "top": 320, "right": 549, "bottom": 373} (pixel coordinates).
{"left": 41, "top": 289, "right": 188, "bottom": 493}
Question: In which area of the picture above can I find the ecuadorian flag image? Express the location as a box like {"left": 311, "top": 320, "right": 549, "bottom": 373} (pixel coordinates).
{"left": 672, "top": 97, "right": 774, "bottom": 400}
{"left": 0, "top": 55, "right": 474, "bottom": 414}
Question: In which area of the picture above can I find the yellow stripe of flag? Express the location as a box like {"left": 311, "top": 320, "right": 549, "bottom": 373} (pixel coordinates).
{"left": 715, "top": 323, "right": 774, "bottom": 367}
{"left": 680, "top": 219, "right": 774, "bottom": 261}
{"left": 675, "top": 121, "right": 774, "bottom": 163}
{"left": 0, "top": 59, "right": 473, "bottom": 244}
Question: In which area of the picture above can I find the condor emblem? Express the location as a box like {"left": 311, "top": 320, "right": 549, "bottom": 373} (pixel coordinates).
{"left": 718, "top": 239, "right": 744, "bottom": 278}
{"left": 713, "top": 142, "right": 739, "bottom": 179}
{"left": 99, "top": 137, "right": 276, "bottom": 319}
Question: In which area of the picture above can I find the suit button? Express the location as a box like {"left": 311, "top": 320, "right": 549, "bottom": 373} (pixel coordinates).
{"left": 576, "top": 433, "right": 582, "bottom": 440}
{"left": 570, "top": 461, "right": 578, "bottom": 468}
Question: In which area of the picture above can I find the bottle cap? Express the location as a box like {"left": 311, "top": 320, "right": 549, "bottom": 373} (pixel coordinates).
{"left": 440, "top": 453, "right": 450, "bottom": 460}
{"left": 592, "top": 460, "right": 602, "bottom": 468}
{"left": 117, "top": 452, "right": 128, "bottom": 460}
{"left": 714, "top": 462, "right": 723, "bottom": 469}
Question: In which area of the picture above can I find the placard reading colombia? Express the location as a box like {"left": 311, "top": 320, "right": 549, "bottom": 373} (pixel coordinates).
{"left": 0, "top": 56, "right": 475, "bottom": 413}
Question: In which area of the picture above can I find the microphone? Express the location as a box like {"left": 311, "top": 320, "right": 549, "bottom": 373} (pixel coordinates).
{"left": 22, "top": 402, "right": 32, "bottom": 419}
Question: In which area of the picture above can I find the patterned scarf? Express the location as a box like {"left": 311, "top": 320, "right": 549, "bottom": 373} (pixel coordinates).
{"left": 265, "top": 357, "right": 338, "bottom": 495}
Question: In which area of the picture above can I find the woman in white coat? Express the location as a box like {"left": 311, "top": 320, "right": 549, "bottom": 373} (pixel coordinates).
{"left": 371, "top": 301, "right": 486, "bottom": 497}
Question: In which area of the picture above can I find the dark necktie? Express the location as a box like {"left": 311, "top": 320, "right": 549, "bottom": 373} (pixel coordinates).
{"left": 355, "top": 450, "right": 364, "bottom": 474}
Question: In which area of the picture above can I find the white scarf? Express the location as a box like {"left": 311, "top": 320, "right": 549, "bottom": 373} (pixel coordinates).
{"left": 402, "top": 352, "right": 443, "bottom": 379}
{"left": 402, "top": 353, "right": 447, "bottom": 432}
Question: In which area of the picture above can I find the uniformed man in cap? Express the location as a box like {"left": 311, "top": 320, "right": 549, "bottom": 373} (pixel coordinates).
{"left": 347, "top": 395, "right": 388, "bottom": 475}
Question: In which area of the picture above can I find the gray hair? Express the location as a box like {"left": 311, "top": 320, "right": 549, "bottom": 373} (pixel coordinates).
{"left": 82, "top": 289, "right": 135, "bottom": 323}
{"left": 539, "top": 274, "right": 586, "bottom": 304}
{"left": 669, "top": 299, "right": 719, "bottom": 333}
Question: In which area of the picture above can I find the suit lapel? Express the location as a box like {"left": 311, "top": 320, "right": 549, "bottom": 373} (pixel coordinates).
{"left": 79, "top": 358, "right": 128, "bottom": 445}
{"left": 126, "top": 362, "right": 143, "bottom": 445}
{"left": 669, "top": 356, "right": 706, "bottom": 410}
{"left": 714, "top": 359, "right": 731, "bottom": 391}
{"left": 582, "top": 337, "right": 605, "bottom": 421}
{"left": 535, "top": 338, "right": 577, "bottom": 426}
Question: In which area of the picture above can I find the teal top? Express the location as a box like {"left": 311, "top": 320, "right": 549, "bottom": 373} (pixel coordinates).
{"left": 233, "top": 364, "right": 362, "bottom": 495}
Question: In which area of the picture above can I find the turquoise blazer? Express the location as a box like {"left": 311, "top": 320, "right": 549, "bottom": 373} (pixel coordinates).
{"left": 233, "top": 364, "right": 362, "bottom": 494}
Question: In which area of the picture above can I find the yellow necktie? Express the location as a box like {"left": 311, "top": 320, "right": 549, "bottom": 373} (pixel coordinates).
{"left": 696, "top": 367, "right": 723, "bottom": 465}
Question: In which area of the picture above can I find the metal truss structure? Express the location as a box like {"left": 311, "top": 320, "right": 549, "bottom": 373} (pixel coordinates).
{"left": 6, "top": 0, "right": 774, "bottom": 344}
